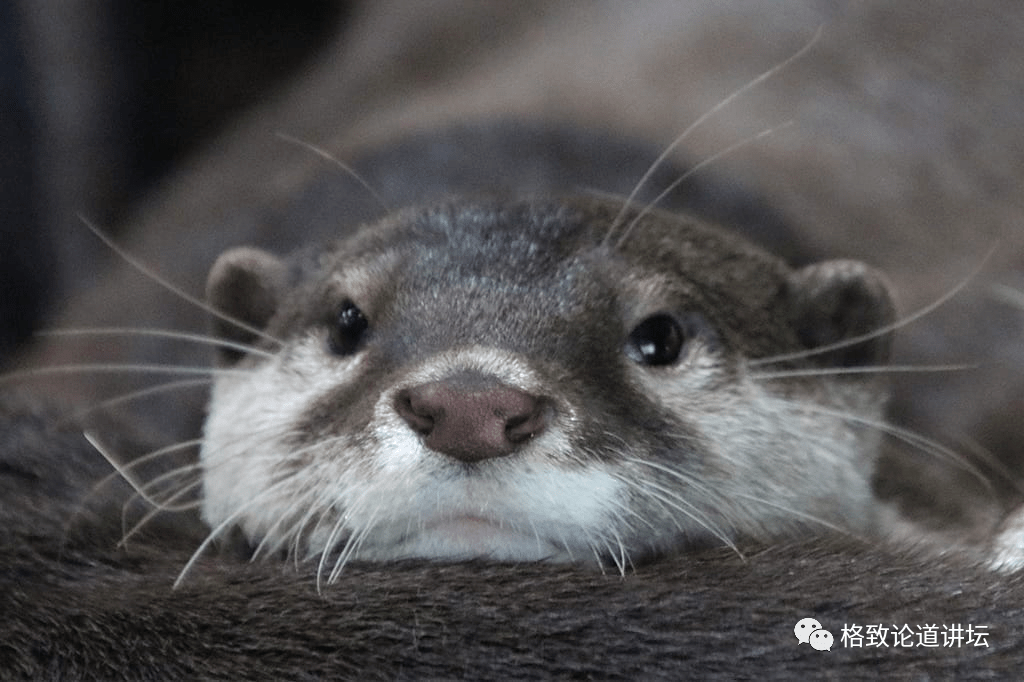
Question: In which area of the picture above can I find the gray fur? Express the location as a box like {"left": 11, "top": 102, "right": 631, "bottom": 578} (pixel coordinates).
{"left": 198, "top": 195, "right": 894, "bottom": 567}
{"left": 4, "top": 1, "right": 1024, "bottom": 678}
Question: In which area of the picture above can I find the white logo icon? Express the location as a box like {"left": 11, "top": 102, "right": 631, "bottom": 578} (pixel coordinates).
{"left": 794, "top": 617, "right": 832, "bottom": 652}
{"left": 809, "top": 629, "right": 834, "bottom": 651}
{"left": 794, "top": 617, "right": 823, "bottom": 644}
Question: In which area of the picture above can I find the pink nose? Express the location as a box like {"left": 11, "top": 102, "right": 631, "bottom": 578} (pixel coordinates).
{"left": 394, "top": 377, "right": 550, "bottom": 462}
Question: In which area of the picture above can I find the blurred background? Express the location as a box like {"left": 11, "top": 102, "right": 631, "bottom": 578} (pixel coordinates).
{"left": 1, "top": 0, "right": 348, "bottom": 358}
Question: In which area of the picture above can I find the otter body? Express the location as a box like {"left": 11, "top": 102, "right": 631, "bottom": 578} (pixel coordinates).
{"left": 4, "top": 1, "right": 1024, "bottom": 677}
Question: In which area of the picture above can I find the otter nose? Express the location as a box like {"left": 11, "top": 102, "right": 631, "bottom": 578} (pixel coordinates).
{"left": 394, "top": 376, "right": 550, "bottom": 462}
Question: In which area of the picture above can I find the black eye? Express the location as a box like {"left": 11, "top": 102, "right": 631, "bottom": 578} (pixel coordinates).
{"left": 625, "top": 313, "right": 717, "bottom": 366}
{"left": 328, "top": 300, "right": 368, "bottom": 356}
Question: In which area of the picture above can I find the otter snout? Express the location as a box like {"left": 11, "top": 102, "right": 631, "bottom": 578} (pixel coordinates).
{"left": 394, "top": 373, "right": 551, "bottom": 463}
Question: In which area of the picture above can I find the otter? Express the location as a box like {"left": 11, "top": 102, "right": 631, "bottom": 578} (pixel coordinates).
{"left": 196, "top": 194, "right": 895, "bottom": 572}
{"left": 4, "top": 1, "right": 1024, "bottom": 678}
{"left": 5, "top": 120, "right": 901, "bottom": 565}
{"left": 3, "top": 120, "right": 1020, "bottom": 675}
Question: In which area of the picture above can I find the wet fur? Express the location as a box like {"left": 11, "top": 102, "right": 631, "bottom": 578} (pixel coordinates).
{"left": 4, "top": 0, "right": 1024, "bottom": 677}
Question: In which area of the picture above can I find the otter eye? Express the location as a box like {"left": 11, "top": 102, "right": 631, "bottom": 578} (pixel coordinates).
{"left": 328, "top": 300, "right": 368, "bottom": 356}
{"left": 625, "top": 313, "right": 716, "bottom": 366}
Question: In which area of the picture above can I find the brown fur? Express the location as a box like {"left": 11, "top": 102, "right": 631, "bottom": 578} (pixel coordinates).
{"left": 4, "top": 1, "right": 1024, "bottom": 678}
{"left": 2, "top": 398, "right": 1022, "bottom": 678}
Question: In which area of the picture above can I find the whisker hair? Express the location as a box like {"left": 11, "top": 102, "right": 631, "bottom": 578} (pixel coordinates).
{"left": 991, "top": 283, "right": 1024, "bottom": 310}
{"left": 119, "top": 478, "right": 203, "bottom": 548}
{"left": 83, "top": 432, "right": 203, "bottom": 510}
{"left": 752, "top": 243, "right": 997, "bottom": 368}
{"left": 614, "top": 120, "right": 793, "bottom": 249}
{"left": 173, "top": 481, "right": 296, "bottom": 589}
{"left": 275, "top": 131, "right": 390, "bottom": 214}
{"left": 604, "top": 25, "right": 822, "bottom": 245}
{"left": 38, "top": 326, "right": 276, "bottom": 359}
{"left": 1, "top": 362, "right": 248, "bottom": 384}
{"left": 729, "top": 492, "right": 858, "bottom": 537}
{"left": 77, "top": 216, "right": 282, "bottom": 347}
{"left": 779, "top": 399, "right": 994, "bottom": 493}
{"left": 65, "top": 378, "right": 212, "bottom": 422}
{"left": 750, "top": 362, "right": 979, "bottom": 381}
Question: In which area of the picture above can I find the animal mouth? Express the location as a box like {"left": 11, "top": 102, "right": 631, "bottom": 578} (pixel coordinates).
{"left": 423, "top": 515, "right": 529, "bottom": 543}
{"left": 401, "top": 514, "right": 560, "bottom": 560}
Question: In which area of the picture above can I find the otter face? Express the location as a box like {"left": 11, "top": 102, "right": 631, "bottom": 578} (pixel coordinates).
{"left": 200, "top": 197, "right": 895, "bottom": 573}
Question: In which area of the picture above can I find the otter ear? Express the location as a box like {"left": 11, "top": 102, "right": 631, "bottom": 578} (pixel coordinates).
{"left": 786, "top": 259, "right": 896, "bottom": 367}
{"left": 206, "top": 247, "right": 287, "bottom": 364}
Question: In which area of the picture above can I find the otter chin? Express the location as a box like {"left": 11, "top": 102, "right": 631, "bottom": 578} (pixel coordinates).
{"left": 372, "top": 516, "right": 567, "bottom": 562}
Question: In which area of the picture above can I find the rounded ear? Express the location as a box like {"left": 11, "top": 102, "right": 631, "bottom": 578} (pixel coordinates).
{"left": 205, "top": 247, "right": 287, "bottom": 364}
{"left": 786, "top": 259, "right": 897, "bottom": 367}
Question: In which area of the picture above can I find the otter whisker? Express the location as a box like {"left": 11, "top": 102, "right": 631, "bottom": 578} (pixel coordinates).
{"left": 65, "top": 378, "right": 212, "bottom": 423}
{"left": 614, "top": 121, "right": 793, "bottom": 249}
{"left": 79, "top": 216, "right": 283, "bottom": 346}
{"left": 263, "top": 457, "right": 357, "bottom": 565}
{"left": 84, "top": 432, "right": 202, "bottom": 510}
{"left": 599, "top": 477, "right": 661, "bottom": 534}
{"left": 58, "top": 437, "right": 200, "bottom": 558}
{"left": 245, "top": 435, "right": 367, "bottom": 557}
{"left": 194, "top": 432, "right": 355, "bottom": 564}
{"left": 615, "top": 475, "right": 709, "bottom": 535}
{"left": 284, "top": 475, "right": 354, "bottom": 566}
{"left": 174, "top": 477, "right": 300, "bottom": 589}
{"left": 991, "top": 283, "right": 1024, "bottom": 310}
{"left": 595, "top": 451, "right": 686, "bottom": 535}
{"left": 553, "top": 526, "right": 578, "bottom": 563}
{"left": 948, "top": 434, "right": 1024, "bottom": 497}
{"left": 599, "top": 532, "right": 631, "bottom": 576}
{"left": 776, "top": 398, "right": 994, "bottom": 492}
{"left": 751, "top": 245, "right": 996, "bottom": 368}
{"left": 119, "top": 477, "right": 203, "bottom": 548}
{"left": 523, "top": 516, "right": 545, "bottom": 559}
{"left": 291, "top": 491, "right": 338, "bottom": 564}
{"left": 620, "top": 455, "right": 725, "bottom": 510}
{"left": 1, "top": 362, "right": 248, "bottom": 384}
{"left": 38, "top": 326, "right": 279, "bottom": 358}
{"left": 326, "top": 501, "right": 382, "bottom": 586}
{"left": 605, "top": 25, "right": 822, "bottom": 245}
{"left": 750, "top": 362, "right": 978, "bottom": 381}
{"left": 274, "top": 504, "right": 323, "bottom": 565}
{"left": 275, "top": 131, "right": 390, "bottom": 214}
{"left": 247, "top": 486, "right": 310, "bottom": 562}
{"left": 250, "top": 492, "right": 317, "bottom": 562}
{"left": 79, "top": 435, "right": 203, "bottom": 504}
{"left": 588, "top": 542, "right": 609, "bottom": 575}
{"left": 728, "top": 492, "right": 858, "bottom": 538}
{"left": 613, "top": 532, "right": 633, "bottom": 576}
{"left": 327, "top": 522, "right": 369, "bottom": 585}
{"left": 317, "top": 498, "right": 359, "bottom": 590}
{"left": 613, "top": 465, "right": 740, "bottom": 555}
{"left": 304, "top": 485, "right": 356, "bottom": 560}
{"left": 122, "top": 461, "right": 203, "bottom": 516}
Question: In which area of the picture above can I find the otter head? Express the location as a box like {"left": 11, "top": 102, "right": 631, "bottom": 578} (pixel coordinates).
{"left": 201, "top": 196, "right": 895, "bottom": 573}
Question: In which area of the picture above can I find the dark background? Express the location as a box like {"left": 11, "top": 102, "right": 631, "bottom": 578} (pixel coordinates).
{"left": 0, "top": 0, "right": 346, "bottom": 360}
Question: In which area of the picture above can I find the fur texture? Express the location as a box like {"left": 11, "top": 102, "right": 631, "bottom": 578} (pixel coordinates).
{"left": 2, "top": 398, "right": 1023, "bottom": 678}
{"left": 4, "top": 1, "right": 1024, "bottom": 678}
